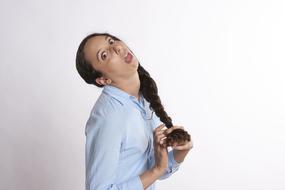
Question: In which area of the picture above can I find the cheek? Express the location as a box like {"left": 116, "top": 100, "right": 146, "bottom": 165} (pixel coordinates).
{"left": 108, "top": 56, "right": 125, "bottom": 67}
{"left": 104, "top": 61, "right": 123, "bottom": 74}
{"left": 102, "top": 54, "right": 129, "bottom": 75}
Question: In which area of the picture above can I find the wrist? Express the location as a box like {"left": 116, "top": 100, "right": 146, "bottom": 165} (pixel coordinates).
{"left": 151, "top": 166, "right": 165, "bottom": 177}
{"left": 173, "top": 149, "right": 190, "bottom": 163}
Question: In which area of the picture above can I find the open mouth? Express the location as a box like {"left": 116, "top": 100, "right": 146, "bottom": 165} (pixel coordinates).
{"left": 124, "top": 52, "right": 133, "bottom": 64}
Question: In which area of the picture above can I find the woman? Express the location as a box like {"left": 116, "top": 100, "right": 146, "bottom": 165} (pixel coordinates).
{"left": 76, "top": 32, "right": 193, "bottom": 190}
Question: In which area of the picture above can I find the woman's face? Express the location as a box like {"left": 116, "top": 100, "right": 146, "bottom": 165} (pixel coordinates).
{"left": 83, "top": 35, "right": 139, "bottom": 83}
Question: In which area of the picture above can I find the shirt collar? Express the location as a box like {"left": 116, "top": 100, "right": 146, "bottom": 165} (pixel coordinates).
{"left": 102, "top": 85, "right": 144, "bottom": 106}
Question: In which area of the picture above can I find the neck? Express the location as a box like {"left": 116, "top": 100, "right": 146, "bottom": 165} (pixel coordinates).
{"left": 109, "top": 72, "right": 141, "bottom": 101}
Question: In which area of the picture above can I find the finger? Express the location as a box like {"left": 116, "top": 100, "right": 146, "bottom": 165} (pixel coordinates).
{"left": 159, "top": 136, "right": 167, "bottom": 145}
{"left": 155, "top": 124, "right": 165, "bottom": 132}
{"left": 164, "top": 128, "right": 173, "bottom": 135}
{"left": 155, "top": 129, "right": 166, "bottom": 136}
{"left": 173, "top": 141, "right": 193, "bottom": 150}
{"left": 162, "top": 141, "right": 168, "bottom": 148}
{"left": 159, "top": 138, "right": 168, "bottom": 146}
{"left": 165, "top": 128, "right": 177, "bottom": 135}
{"left": 161, "top": 126, "right": 168, "bottom": 131}
{"left": 172, "top": 145, "right": 186, "bottom": 150}
{"left": 173, "top": 144, "right": 193, "bottom": 150}
{"left": 156, "top": 134, "right": 166, "bottom": 142}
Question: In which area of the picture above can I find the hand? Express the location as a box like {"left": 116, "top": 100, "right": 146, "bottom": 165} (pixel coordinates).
{"left": 164, "top": 126, "right": 193, "bottom": 151}
{"left": 153, "top": 124, "right": 168, "bottom": 173}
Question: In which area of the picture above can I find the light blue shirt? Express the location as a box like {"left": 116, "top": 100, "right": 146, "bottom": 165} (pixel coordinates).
{"left": 85, "top": 85, "right": 181, "bottom": 190}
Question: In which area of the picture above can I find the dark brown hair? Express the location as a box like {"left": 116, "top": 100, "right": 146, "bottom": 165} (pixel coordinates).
{"left": 76, "top": 32, "right": 190, "bottom": 144}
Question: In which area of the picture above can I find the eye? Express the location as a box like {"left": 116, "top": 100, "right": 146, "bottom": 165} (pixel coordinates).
{"left": 100, "top": 38, "right": 115, "bottom": 61}
{"left": 101, "top": 51, "right": 107, "bottom": 60}
{"left": 101, "top": 38, "right": 115, "bottom": 60}
{"left": 109, "top": 38, "right": 115, "bottom": 44}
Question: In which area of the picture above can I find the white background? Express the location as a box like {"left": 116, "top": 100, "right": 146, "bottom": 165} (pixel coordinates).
{"left": 1, "top": 0, "right": 284, "bottom": 189}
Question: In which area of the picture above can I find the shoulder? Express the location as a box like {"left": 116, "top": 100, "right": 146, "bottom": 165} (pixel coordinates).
{"left": 85, "top": 92, "right": 128, "bottom": 135}
{"left": 91, "top": 91, "right": 129, "bottom": 118}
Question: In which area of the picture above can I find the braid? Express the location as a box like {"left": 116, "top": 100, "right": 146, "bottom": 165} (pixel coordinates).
{"left": 137, "top": 63, "right": 191, "bottom": 145}
{"left": 138, "top": 64, "right": 173, "bottom": 128}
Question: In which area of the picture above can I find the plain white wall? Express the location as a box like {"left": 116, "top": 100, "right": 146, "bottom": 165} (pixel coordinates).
{"left": 1, "top": 0, "right": 284, "bottom": 189}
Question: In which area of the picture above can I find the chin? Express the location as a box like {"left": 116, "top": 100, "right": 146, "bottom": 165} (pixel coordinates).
{"left": 134, "top": 60, "right": 139, "bottom": 69}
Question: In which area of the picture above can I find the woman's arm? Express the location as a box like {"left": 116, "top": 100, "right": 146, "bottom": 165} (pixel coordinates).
{"left": 139, "top": 167, "right": 164, "bottom": 189}
{"left": 173, "top": 148, "right": 191, "bottom": 163}
{"left": 140, "top": 124, "right": 173, "bottom": 189}
{"left": 166, "top": 126, "right": 194, "bottom": 163}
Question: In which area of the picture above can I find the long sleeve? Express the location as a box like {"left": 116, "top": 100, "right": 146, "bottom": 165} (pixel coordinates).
{"left": 151, "top": 111, "right": 181, "bottom": 180}
{"left": 158, "top": 149, "right": 181, "bottom": 180}
{"left": 85, "top": 109, "right": 144, "bottom": 190}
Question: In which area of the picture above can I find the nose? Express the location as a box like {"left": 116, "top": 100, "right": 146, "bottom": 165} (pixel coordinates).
{"left": 112, "top": 44, "right": 123, "bottom": 55}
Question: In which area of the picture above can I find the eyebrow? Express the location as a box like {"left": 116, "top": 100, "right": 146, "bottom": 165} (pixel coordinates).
{"left": 96, "top": 36, "right": 109, "bottom": 63}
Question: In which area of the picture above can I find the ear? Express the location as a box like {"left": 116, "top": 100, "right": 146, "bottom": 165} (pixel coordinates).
{"left": 95, "top": 77, "right": 112, "bottom": 86}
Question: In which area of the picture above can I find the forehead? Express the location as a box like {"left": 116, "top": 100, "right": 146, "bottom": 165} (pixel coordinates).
{"left": 84, "top": 35, "right": 108, "bottom": 64}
